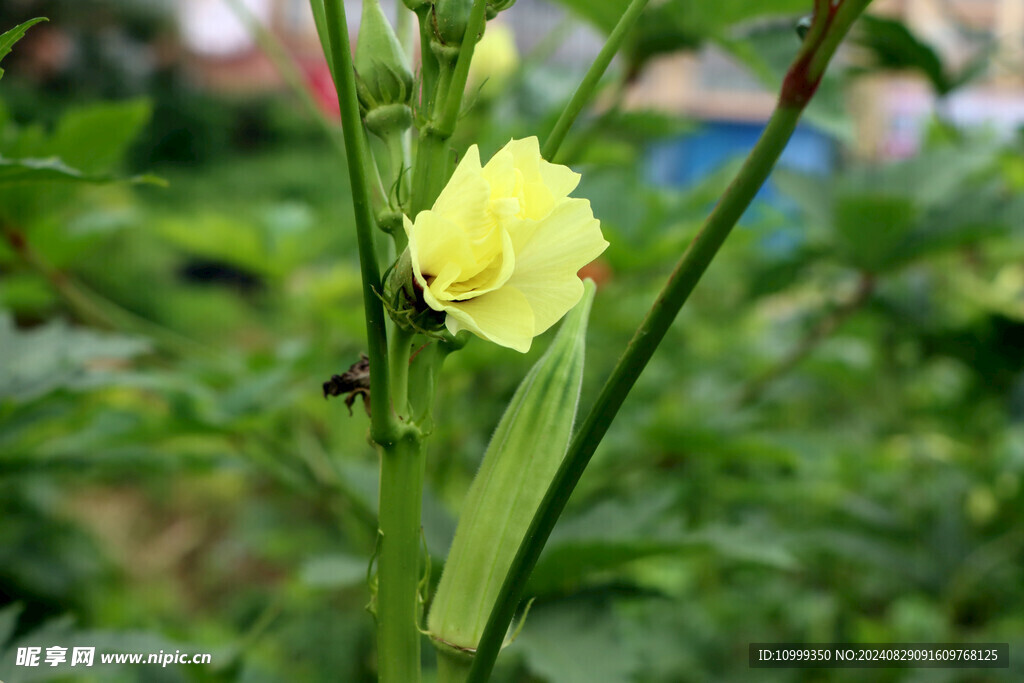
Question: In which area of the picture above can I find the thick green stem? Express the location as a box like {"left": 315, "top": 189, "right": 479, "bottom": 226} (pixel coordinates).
{"left": 410, "top": 130, "right": 453, "bottom": 216}
{"left": 437, "top": 0, "right": 488, "bottom": 135}
{"left": 434, "top": 54, "right": 456, "bottom": 117}
{"left": 319, "top": 0, "right": 396, "bottom": 444}
{"left": 466, "top": 3, "right": 873, "bottom": 678}
{"left": 390, "top": 326, "right": 415, "bottom": 420}
{"left": 317, "top": 8, "right": 424, "bottom": 680}
{"left": 408, "top": 0, "right": 487, "bottom": 216}
{"left": 376, "top": 433, "right": 426, "bottom": 683}
{"left": 541, "top": 0, "right": 650, "bottom": 162}
{"left": 408, "top": 338, "right": 456, "bottom": 431}
{"left": 417, "top": 8, "right": 441, "bottom": 115}
{"left": 409, "top": 48, "right": 456, "bottom": 215}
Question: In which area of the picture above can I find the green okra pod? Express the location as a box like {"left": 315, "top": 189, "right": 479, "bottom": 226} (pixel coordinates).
{"left": 428, "top": 280, "right": 597, "bottom": 659}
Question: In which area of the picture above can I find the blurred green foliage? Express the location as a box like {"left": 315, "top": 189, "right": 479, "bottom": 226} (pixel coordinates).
{"left": 2, "top": 3, "right": 1024, "bottom": 682}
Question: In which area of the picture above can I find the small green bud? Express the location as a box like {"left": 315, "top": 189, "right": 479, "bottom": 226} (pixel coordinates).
{"left": 432, "top": 0, "right": 473, "bottom": 46}
{"left": 487, "top": 0, "right": 515, "bottom": 18}
{"left": 355, "top": 0, "right": 414, "bottom": 113}
{"left": 427, "top": 282, "right": 596, "bottom": 655}
{"left": 364, "top": 102, "right": 413, "bottom": 138}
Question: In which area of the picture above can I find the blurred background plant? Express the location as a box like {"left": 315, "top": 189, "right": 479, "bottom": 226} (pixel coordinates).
{"left": 0, "top": 0, "right": 1023, "bottom": 681}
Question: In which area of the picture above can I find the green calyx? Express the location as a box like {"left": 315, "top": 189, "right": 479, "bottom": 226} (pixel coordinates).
{"left": 431, "top": 0, "right": 473, "bottom": 46}
{"left": 355, "top": 0, "right": 414, "bottom": 114}
{"left": 375, "top": 208, "right": 405, "bottom": 236}
{"left": 427, "top": 281, "right": 596, "bottom": 654}
{"left": 364, "top": 102, "right": 413, "bottom": 138}
{"left": 383, "top": 249, "right": 446, "bottom": 338}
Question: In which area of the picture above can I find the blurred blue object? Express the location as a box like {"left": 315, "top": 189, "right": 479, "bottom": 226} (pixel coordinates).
{"left": 648, "top": 120, "right": 837, "bottom": 253}
{"left": 648, "top": 119, "right": 835, "bottom": 190}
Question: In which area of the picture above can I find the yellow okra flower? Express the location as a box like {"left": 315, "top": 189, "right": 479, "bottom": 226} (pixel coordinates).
{"left": 404, "top": 137, "right": 607, "bottom": 352}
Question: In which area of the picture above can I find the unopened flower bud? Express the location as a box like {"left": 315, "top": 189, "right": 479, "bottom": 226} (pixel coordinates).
{"left": 486, "top": 0, "right": 515, "bottom": 20}
{"left": 355, "top": 0, "right": 414, "bottom": 116}
{"left": 432, "top": 0, "right": 473, "bottom": 46}
{"left": 467, "top": 22, "right": 518, "bottom": 97}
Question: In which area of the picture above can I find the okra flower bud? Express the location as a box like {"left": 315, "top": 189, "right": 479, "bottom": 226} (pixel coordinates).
{"left": 467, "top": 22, "right": 518, "bottom": 97}
{"left": 432, "top": 0, "right": 473, "bottom": 46}
{"left": 355, "top": 0, "right": 414, "bottom": 135}
{"left": 486, "top": 0, "right": 516, "bottom": 20}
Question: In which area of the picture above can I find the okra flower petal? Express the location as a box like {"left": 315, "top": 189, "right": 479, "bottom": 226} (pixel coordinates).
{"left": 403, "top": 137, "right": 607, "bottom": 351}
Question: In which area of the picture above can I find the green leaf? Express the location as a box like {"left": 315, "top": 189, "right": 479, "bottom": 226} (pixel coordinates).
{"left": 855, "top": 15, "right": 948, "bottom": 93}
{"left": 833, "top": 192, "right": 919, "bottom": 271}
{"left": 0, "top": 603, "right": 22, "bottom": 651}
{"left": 0, "top": 155, "right": 164, "bottom": 186}
{"left": 721, "top": 24, "right": 853, "bottom": 141}
{"left": 552, "top": 0, "right": 804, "bottom": 40}
{"left": 773, "top": 169, "right": 833, "bottom": 233}
{"left": 550, "top": 0, "right": 807, "bottom": 66}
{"left": 0, "top": 312, "right": 150, "bottom": 403}
{"left": 600, "top": 109, "right": 697, "bottom": 141}
{"left": 528, "top": 494, "right": 796, "bottom": 594}
{"left": 528, "top": 492, "right": 684, "bottom": 594}
{"left": 516, "top": 600, "right": 642, "bottom": 683}
{"left": 842, "top": 140, "right": 999, "bottom": 209}
{"left": 0, "top": 17, "right": 47, "bottom": 81}
{"left": 300, "top": 553, "right": 368, "bottom": 589}
{"left": 891, "top": 185, "right": 1024, "bottom": 265}
{"left": 0, "top": 272, "right": 58, "bottom": 313}
{"left": 42, "top": 98, "right": 153, "bottom": 174}
{"left": 853, "top": 15, "right": 995, "bottom": 96}
{"left": 530, "top": 539, "right": 685, "bottom": 595}
{"left": 548, "top": 0, "right": 628, "bottom": 35}
{"left": 778, "top": 133, "right": 1008, "bottom": 270}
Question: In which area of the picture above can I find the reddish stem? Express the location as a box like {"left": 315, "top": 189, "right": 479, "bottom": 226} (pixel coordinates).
{"left": 780, "top": 1, "right": 840, "bottom": 108}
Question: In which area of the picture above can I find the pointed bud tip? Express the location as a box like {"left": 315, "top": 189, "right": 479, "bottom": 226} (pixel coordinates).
{"left": 355, "top": 0, "right": 414, "bottom": 111}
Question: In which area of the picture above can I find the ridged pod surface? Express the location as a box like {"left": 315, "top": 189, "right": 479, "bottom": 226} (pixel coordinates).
{"left": 428, "top": 280, "right": 596, "bottom": 654}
